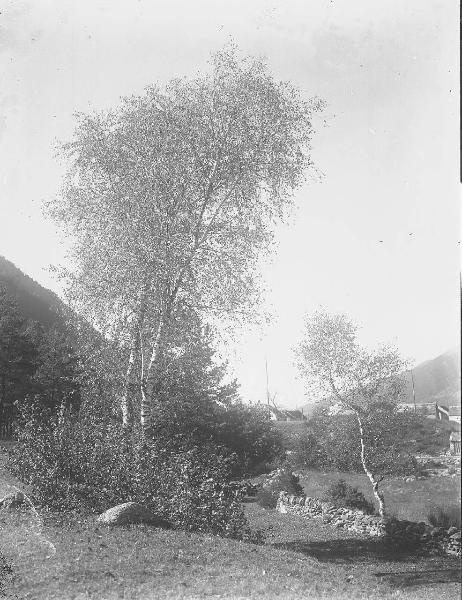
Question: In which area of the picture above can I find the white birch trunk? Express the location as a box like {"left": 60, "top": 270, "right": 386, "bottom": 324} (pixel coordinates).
{"left": 355, "top": 412, "right": 386, "bottom": 518}
{"left": 121, "top": 346, "right": 136, "bottom": 427}
{"left": 140, "top": 318, "right": 165, "bottom": 429}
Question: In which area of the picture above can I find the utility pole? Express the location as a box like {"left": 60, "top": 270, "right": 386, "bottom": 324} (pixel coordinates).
{"left": 265, "top": 358, "right": 270, "bottom": 406}
{"left": 410, "top": 369, "right": 416, "bottom": 412}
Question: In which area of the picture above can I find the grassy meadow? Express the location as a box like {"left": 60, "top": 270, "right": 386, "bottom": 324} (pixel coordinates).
{"left": 297, "top": 470, "right": 461, "bottom": 524}
{"left": 1, "top": 500, "right": 461, "bottom": 600}
{"left": 1, "top": 445, "right": 461, "bottom": 599}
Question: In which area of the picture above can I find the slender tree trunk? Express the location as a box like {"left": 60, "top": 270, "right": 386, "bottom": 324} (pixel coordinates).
{"left": 121, "top": 291, "right": 149, "bottom": 428}
{"left": 121, "top": 343, "right": 136, "bottom": 427}
{"left": 355, "top": 411, "right": 386, "bottom": 518}
{"left": 140, "top": 317, "right": 166, "bottom": 429}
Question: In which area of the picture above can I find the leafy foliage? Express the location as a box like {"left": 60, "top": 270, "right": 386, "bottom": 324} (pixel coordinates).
{"left": 47, "top": 47, "right": 324, "bottom": 427}
{"left": 7, "top": 400, "right": 260, "bottom": 541}
{"left": 407, "top": 416, "right": 459, "bottom": 456}
{"left": 295, "top": 310, "right": 410, "bottom": 516}
{"left": 256, "top": 467, "right": 304, "bottom": 509}
{"left": 31, "top": 327, "right": 82, "bottom": 411}
{"left": 150, "top": 397, "right": 284, "bottom": 478}
{"left": 290, "top": 405, "right": 419, "bottom": 476}
{"left": 0, "top": 551, "right": 13, "bottom": 597}
{"left": 324, "top": 479, "right": 375, "bottom": 514}
{"left": 0, "top": 286, "right": 82, "bottom": 423}
{"left": 255, "top": 488, "right": 279, "bottom": 509}
{"left": 296, "top": 310, "right": 407, "bottom": 413}
{"left": 0, "top": 287, "right": 39, "bottom": 409}
{"left": 142, "top": 309, "right": 284, "bottom": 476}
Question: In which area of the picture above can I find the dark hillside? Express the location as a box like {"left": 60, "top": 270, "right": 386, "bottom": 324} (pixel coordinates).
{"left": 0, "top": 256, "right": 64, "bottom": 329}
{"left": 402, "top": 348, "right": 461, "bottom": 406}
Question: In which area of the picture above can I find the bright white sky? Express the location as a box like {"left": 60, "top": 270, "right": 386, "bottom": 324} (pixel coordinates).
{"left": 0, "top": 0, "right": 460, "bottom": 408}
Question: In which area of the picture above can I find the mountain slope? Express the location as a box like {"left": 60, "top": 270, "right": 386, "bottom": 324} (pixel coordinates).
{"left": 0, "top": 255, "right": 65, "bottom": 329}
{"left": 403, "top": 348, "right": 461, "bottom": 406}
{"left": 299, "top": 348, "right": 461, "bottom": 414}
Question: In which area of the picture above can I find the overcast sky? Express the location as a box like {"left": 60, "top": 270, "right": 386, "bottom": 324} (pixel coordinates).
{"left": 0, "top": 0, "right": 459, "bottom": 407}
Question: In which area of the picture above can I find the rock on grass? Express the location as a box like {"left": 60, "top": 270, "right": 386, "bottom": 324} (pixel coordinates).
{"left": 96, "top": 502, "right": 171, "bottom": 527}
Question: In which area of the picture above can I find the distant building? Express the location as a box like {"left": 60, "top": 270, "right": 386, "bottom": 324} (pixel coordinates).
{"left": 449, "top": 431, "right": 461, "bottom": 455}
{"left": 436, "top": 403, "right": 461, "bottom": 424}
{"left": 267, "top": 407, "right": 306, "bottom": 422}
{"left": 397, "top": 402, "right": 435, "bottom": 416}
{"left": 448, "top": 406, "right": 461, "bottom": 424}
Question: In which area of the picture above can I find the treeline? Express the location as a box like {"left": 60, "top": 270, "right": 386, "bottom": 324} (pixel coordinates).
{"left": 0, "top": 286, "right": 80, "bottom": 434}
{"left": 280, "top": 404, "right": 457, "bottom": 475}
{"left": 7, "top": 292, "right": 284, "bottom": 539}
{"left": 6, "top": 48, "right": 321, "bottom": 539}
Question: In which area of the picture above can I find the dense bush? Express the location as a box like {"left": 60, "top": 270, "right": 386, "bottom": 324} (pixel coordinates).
{"left": 8, "top": 400, "right": 260, "bottom": 542}
{"left": 149, "top": 398, "right": 284, "bottom": 477}
{"left": 255, "top": 488, "right": 279, "bottom": 509}
{"left": 324, "top": 479, "right": 375, "bottom": 514}
{"left": 0, "top": 287, "right": 81, "bottom": 418}
{"left": 409, "top": 417, "right": 459, "bottom": 456}
{"left": 0, "top": 551, "right": 13, "bottom": 597}
{"left": 141, "top": 310, "right": 284, "bottom": 477}
{"left": 427, "top": 506, "right": 461, "bottom": 529}
{"left": 256, "top": 466, "right": 304, "bottom": 509}
{"left": 290, "top": 405, "right": 420, "bottom": 477}
{"left": 289, "top": 430, "right": 327, "bottom": 470}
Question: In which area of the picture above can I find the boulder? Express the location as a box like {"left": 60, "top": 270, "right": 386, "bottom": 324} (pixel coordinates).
{"left": 0, "top": 491, "right": 25, "bottom": 510}
{"left": 450, "top": 531, "right": 461, "bottom": 541}
{"left": 97, "top": 502, "right": 170, "bottom": 527}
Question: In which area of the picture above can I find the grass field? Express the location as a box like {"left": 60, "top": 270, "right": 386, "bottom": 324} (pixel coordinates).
{"left": 296, "top": 469, "right": 461, "bottom": 523}
{"left": 1, "top": 503, "right": 461, "bottom": 600}
{"left": 1, "top": 450, "right": 461, "bottom": 599}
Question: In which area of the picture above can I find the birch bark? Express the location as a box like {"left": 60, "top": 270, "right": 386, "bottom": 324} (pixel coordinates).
{"left": 121, "top": 344, "right": 136, "bottom": 427}
{"left": 355, "top": 411, "right": 386, "bottom": 518}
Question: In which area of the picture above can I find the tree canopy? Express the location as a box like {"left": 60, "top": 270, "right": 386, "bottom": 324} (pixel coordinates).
{"left": 48, "top": 47, "right": 324, "bottom": 427}
{"left": 296, "top": 310, "right": 409, "bottom": 517}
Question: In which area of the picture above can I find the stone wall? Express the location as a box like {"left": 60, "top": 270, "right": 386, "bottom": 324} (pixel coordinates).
{"left": 277, "top": 492, "right": 461, "bottom": 557}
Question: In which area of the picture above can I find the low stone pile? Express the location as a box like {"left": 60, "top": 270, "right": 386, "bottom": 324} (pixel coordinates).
{"left": 277, "top": 492, "right": 461, "bottom": 557}
{"left": 415, "top": 454, "right": 461, "bottom": 478}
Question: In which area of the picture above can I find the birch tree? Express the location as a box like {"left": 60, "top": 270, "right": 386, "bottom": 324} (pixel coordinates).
{"left": 48, "top": 47, "right": 324, "bottom": 429}
{"left": 296, "top": 311, "right": 408, "bottom": 517}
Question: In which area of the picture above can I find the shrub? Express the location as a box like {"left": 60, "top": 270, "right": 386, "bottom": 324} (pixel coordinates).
{"left": 324, "top": 479, "right": 375, "bottom": 514}
{"left": 7, "top": 400, "right": 261, "bottom": 542}
{"left": 427, "top": 506, "right": 461, "bottom": 529}
{"left": 304, "top": 406, "right": 421, "bottom": 477}
{"left": 149, "top": 398, "right": 284, "bottom": 477}
{"left": 255, "top": 488, "right": 278, "bottom": 509}
{"left": 145, "top": 310, "right": 284, "bottom": 477}
{"left": 290, "top": 431, "right": 328, "bottom": 469}
{"left": 256, "top": 466, "right": 304, "bottom": 509}
{"left": 0, "top": 552, "right": 13, "bottom": 597}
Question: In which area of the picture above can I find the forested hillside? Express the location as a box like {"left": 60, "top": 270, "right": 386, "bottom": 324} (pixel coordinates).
{"left": 0, "top": 256, "right": 64, "bottom": 329}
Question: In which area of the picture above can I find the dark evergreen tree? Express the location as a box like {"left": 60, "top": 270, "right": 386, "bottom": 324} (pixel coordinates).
{"left": 0, "top": 287, "right": 39, "bottom": 409}
{"left": 147, "top": 305, "right": 283, "bottom": 475}
{"left": 32, "top": 327, "right": 81, "bottom": 411}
